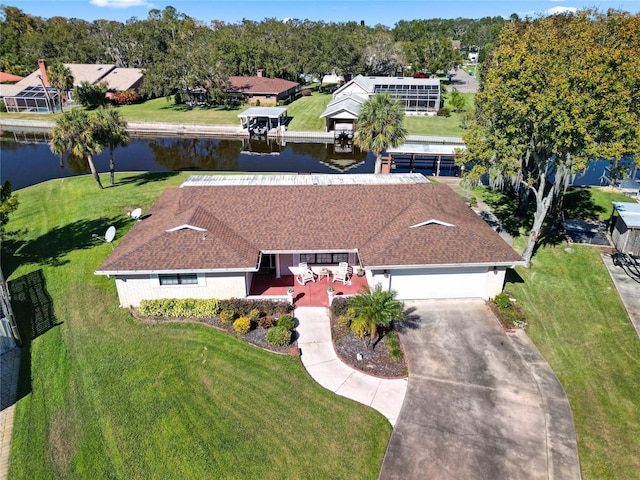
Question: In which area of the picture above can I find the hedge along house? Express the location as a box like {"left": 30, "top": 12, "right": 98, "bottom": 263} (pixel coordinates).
{"left": 227, "top": 70, "right": 299, "bottom": 106}
{"left": 610, "top": 202, "right": 640, "bottom": 256}
{"left": 320, "top": 75, "right": 441, "bottom": 132}
{"left": 95, "top": 174, "right": 524, "bottom": 308}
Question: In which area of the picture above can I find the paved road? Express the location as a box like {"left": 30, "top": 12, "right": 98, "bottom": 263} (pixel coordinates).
{"left": 379, "top": 299, "right": 580, "bottom": 480}
{"left": 448, "top": 68, "right": 480, "bottom": 93}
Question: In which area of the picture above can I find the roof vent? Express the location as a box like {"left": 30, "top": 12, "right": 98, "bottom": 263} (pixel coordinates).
{"left": 166, "top": 224, "right": 207, "bottom": 232}
{"left": 409, "top": 219, "right": 455, "bottom": 229}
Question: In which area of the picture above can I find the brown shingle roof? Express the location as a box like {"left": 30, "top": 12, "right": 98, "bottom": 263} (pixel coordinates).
{"left": 228, "top": 76, "right": 299, "bottom": 95}
{"left": 96, "top": 180, "right": 523, "bottom": 273}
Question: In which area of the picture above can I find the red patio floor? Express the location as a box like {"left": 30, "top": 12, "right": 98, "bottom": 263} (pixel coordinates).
{"left": 249, "top": 274, "right": 369, "bottom": 307}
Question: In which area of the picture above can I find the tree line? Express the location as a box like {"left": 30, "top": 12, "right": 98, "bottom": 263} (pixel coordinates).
{"left": 1, "top": 5, "right": 504, "bottom": 98}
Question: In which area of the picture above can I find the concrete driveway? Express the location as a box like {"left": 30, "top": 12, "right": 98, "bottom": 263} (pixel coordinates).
{"left": 379, "top": 299, "right": 580, "bottom": 480}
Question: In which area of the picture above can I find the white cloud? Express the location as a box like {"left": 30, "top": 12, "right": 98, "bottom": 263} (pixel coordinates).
{"left": 90, "top": 0, "right": 152, "bottom": 8}
{"left": 546, "top": 6, "right": 579, "bottom": 14}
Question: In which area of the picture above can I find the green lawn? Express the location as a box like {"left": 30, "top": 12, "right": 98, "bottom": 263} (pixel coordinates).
{"left": 3, "top": 173, "right": 391, "bottom": 480}
{"left": 563, "top": 186, "right": 631, "bottom": 221}
{"left": 508, "top": 245, "right": 640, "bottom": 480}
{"left": 1, "top": 90, "right": 471, "bottom": 137}
{"left": 474, "top": 184, "right": 640, "bottom": 479}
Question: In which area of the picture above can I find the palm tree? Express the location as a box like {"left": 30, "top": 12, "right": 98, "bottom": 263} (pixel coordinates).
{"left": 95, "top": 107, "right": 130, "bottom": 186}
{"left": 47, "top": 62, "right": 73, "bottom": 113}
{"left": 50, "top": 109, "right": 105, "bottom": 189}
{"left": 349, "top": 284, "right": 404, "bottom": 349}
{"left": 353, "top": 93, "right": 407, "bottom": 174}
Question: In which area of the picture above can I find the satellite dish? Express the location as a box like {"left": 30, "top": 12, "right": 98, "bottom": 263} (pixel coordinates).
{"left": 105, "top": 226, "right": 116, "bottom": 243}
{"left": 130, "top": 208, "right": 142, "bottom": 220}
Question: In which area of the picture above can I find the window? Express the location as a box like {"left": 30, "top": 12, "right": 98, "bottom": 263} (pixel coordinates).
{"left": 159, "top": 274, "right": 198, "bottom": 285}
{"left": 300, "top": 253, "right": 349, "bottom": 264}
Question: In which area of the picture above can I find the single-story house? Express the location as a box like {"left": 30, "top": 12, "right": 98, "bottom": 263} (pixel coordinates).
{"left": 95, "top": 174, "right": 525, "bottom": 307}
{"left": 320, "top": 75, "right": 441, "bottom": 132}
{"left": 228, "top": 70, "right": 299, "bottom": 106}
{"left": 610, "top": 201, "right": 640, "bottom": 256}
{"left": 3, "top": 59, "right": 143, "bottom": 112}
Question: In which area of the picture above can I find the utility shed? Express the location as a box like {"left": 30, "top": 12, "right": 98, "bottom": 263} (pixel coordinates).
{"left": 610, "top": 202, "right": 640, "bottom": 256}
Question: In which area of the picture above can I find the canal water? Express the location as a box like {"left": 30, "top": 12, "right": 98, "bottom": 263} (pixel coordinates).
{"left": 0, "top": 128, "right": 612, "bottom": 190}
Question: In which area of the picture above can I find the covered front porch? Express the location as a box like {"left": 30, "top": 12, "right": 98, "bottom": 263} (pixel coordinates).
{"left": 249, "top": 273, "right": 369, "bottom": 307}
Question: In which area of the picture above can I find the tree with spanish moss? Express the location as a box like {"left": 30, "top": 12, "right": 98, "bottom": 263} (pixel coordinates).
{"left": 459, "top": 10, "right": 640, "bottom": 266}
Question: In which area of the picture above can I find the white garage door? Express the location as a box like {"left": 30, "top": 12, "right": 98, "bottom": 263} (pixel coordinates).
{"left": 389, "top": 268, "right": 489, "bottom": 300}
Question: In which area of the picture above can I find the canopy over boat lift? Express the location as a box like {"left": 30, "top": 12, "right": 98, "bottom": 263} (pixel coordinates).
{"left": 238, "top": 107, "right": 288, "bottom": 136}
{"left": 382, "top": 142, "right": 466, "bottom": 175}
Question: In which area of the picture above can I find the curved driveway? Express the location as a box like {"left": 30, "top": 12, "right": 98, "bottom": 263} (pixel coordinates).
{"left": 379, "top": 299, "right": 581, "bottom": 480}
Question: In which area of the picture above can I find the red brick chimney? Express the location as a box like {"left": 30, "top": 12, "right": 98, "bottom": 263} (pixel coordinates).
{"left": 38, "top": 59, "right": 50, "bottom": 86}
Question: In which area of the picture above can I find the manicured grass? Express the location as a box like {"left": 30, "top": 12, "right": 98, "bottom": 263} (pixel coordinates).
{"left": 507, "top": 245, "right": 640, "bottom": 480}
{"left": 563, "top": 186, "right": 631, "bottom": 221}
{"left": 473, "top": 184, "right": 640, "bottom": 479}
{"left": 285, "top": 91, "right": 333, "bottom": 131}
{"left": 3, "top": 173, "right": 391, "bottom": 480}
{"left": 116, "top": 98, "right": 243, "bottom": 124}
{"left": 1, "top": 90, "right": 472, "bottom": 137}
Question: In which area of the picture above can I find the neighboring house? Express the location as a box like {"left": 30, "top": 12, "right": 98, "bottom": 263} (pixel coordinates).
{"left": 3, "top": 59, "right": 143, "bottom": 112}
{"left": 320, "top": 75, "right": 441, "bottom": 132}
{"left": 228, "top": 70, "right": 299, "bottom": 106}
{"left": 0, "top": 72, "right": 24, "bottom": 83}
{"left": 610, "top": 202, "right": 640, "bottom": 256}
{"left": 95, "top": 174, "right": 525, "bottom": 307}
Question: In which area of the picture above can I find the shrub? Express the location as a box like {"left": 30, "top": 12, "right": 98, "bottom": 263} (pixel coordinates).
{"left": 493, "top": 293, "right": 512, "bottom": 310}
{"left": 386, "top": 332, "right": 403, "bottom": 360}
{"left": 218, "top": 298, "right": 291, "bottom": 317}
{"left": 233, "top": 317, "right": 251, "bottom": 335}
{"left": 492, "top": 293, "right": 528, "bottom": 329}
{"left": 112, "top": 89, "right": 138, "bottom": 105}
{"left": 138, "top": 298, "right": 219, "bottom": 318}
{"left": 331, "top": 297, "right": 350, "bottom": 319}
{"left": 277, "top": 314, "right": 295, "bottom": 331}
{"left": 350, "top": 316, "right": 369, "bottom": 338}
{"left": 248, "top": 308, "right": 261, "bottom": 322}
{"left": 258, "top": 315, "right": 274, "bottom": 329}
{"left": 437, "top": 107, "right": 451, "bottom": 117}
{"left": 337, "top": 315, "right": 351, "bottom": 330}
{"left": 192, "top": 299, "right": 220, "bottom": 318}
{"left": 265, "top": 326, "right": 291, "bottom": 346}
{"left": 301, "top": 88, "right": 312, "bottom": 96}
{"left": 219, "top": 309, "right": 236, "bottom": 325}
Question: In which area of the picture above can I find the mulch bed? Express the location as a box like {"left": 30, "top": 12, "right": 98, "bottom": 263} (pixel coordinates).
{"left": 132, "top": 308, "right": 408, "bottom": 377}
{"left": 131, "top": 309, "right": 294, "bottom": 355}
{"left": 330, "top": 316, "right": 407, "bottom": 379}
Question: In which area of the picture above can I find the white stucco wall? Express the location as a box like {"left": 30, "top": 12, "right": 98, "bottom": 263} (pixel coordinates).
{"left": 370, "top": 266, "right": 507, "bottom": 301}
{"left": 114, "top": 272, "right": 248, "bottom": 307}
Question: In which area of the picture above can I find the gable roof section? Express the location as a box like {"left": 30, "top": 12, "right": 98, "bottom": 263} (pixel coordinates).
{"left": 0, "top": 72, "right": 24, "bottom": 83}
{"left": 228, "top": 76, "right": 299, "bottom": 95}
{"left": 97, "top": 175, "right": 523, "bottom": 274}
{"left": 320, "top": 95, "right": 366, "bottom": 119}
{"left": 100, "top": 67, "right": 143, "bottom": 91}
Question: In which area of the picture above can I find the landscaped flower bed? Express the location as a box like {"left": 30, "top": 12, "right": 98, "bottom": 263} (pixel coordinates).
{"left": 136, "top": 298, "right": 296, "bottom": 354}
{"left": 329, "top": 292, "right": 407, "bottom": 378}
{"left": 489, "top": 293, "right": 528, "bottom": 330}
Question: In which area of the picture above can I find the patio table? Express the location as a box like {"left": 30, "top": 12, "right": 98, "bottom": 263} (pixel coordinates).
{"left": 318, "top": 268, "right": 331, "bottom": 282}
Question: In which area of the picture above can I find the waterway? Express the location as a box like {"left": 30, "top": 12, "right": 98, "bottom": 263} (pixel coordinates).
{"left": 0, "top": 128, "right": 614, "bottom": 190}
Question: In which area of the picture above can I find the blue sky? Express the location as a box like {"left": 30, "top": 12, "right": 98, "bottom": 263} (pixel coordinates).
{"left": 10, "top": 0, "right": 640, "bottom": 25}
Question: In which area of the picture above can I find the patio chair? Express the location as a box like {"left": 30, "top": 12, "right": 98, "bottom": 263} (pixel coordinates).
{"left": 296, "top": 262, "right": 316, "bottom": 285}
{"left": 332, "top": 262, "right": 351, "bottom": 285}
